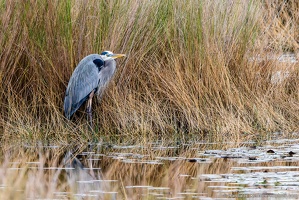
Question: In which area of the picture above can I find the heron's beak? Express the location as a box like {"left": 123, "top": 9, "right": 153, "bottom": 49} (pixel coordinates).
{"left": 111, "top": 54, "right": 126, "bottom": 59}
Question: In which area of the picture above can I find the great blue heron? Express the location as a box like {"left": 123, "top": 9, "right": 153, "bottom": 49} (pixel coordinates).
{"left": 64, "top": 51, "right": 126, "bottom": 127}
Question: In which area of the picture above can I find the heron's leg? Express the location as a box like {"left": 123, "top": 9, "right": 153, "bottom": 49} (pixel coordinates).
{"left": 86, "top": 90, "right": 95, "bottom": 130}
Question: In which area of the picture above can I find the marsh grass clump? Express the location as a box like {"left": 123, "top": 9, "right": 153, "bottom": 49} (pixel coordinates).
{"left": 0, "top": 0, "right": 298, "bottom": 145}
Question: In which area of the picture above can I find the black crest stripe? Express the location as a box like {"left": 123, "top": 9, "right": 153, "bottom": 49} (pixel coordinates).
{"left": 93, "top": 59, "right": 104, "bottom": 71}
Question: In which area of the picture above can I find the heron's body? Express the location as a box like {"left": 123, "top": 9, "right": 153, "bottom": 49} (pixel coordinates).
{"left": 64, "top": 51, "right": 125, "bottom": 124}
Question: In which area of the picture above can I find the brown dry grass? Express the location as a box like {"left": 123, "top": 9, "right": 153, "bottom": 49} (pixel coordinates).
{"left": 0, "top": 0, "right": 298, "bottom": 145}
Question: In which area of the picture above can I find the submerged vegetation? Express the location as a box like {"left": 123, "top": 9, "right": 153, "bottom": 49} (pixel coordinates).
{"left": 0, "top": 0, "right": 298, "bottom": 145}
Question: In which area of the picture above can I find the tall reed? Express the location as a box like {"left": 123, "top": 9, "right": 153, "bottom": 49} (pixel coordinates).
{"left": 0, "top": 0, "right": 298, "bottom": 144}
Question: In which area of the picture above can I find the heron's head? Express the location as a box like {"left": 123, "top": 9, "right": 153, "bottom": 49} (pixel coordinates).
{"left": 100, "top": 51, "right": 126, "bottom": 61}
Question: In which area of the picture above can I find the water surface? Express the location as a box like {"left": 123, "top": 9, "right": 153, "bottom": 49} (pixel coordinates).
{"left": 2, "top": 133, "right": 299, "bottom": 199}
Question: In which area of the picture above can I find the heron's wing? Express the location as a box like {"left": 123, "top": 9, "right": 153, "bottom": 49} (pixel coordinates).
{"left": 64, "top": 59, "right": 102, "bottom": 119}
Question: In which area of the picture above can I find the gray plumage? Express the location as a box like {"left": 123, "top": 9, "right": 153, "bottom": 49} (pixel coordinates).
{"left": 64, "top": 51, "right": 125, "bottom": 121}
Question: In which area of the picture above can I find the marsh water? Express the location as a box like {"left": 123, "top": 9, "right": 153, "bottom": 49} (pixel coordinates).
{"left": 2, "top": 132, "right": 299, "bottom": 199}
